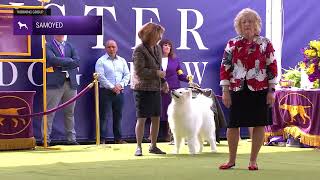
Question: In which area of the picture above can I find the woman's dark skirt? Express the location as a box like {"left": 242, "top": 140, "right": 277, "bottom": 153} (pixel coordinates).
{"left": 133, "top": 90, "right": 161, "bottom": 118}
{"left": 228, "top": 86, "right": 273, "bottom": 128}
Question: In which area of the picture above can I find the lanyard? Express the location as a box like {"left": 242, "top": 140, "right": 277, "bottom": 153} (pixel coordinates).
{"left": 53, "top": 40, "right": 65, "bottom": 57}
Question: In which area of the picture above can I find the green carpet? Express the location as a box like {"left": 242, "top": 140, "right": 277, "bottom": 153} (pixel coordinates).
{"left": 0, "top": 140, "right": 319, "bottom": 180}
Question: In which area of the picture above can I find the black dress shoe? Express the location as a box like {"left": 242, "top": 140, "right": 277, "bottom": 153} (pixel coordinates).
{"left": 149, "top": 146, "right": 166, "bottom": 154}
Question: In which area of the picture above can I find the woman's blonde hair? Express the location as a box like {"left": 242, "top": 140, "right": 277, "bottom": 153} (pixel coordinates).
{"left": 234, "top": 8, "right": 262, "bottom": 36}
{"left": 138, "top": 22, "right": 165, "bottom": 46}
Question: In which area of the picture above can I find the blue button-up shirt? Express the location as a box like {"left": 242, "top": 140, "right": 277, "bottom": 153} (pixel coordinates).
{"left": 95, "top": 53, "right": 130, "bottom": 89}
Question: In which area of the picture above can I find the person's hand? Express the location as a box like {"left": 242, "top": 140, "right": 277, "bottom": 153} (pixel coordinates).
{"left": 115, "top": 84, "right": 123, "bottom": 90}
{"left": 112, "top": 87, "right": 120, "bottom": 94}
{"left": 266, "top": 92, "right": 275, "bottom": 107}
{"left": 162, "top": 82, "right": 169, "bottom": 93}
{"left": 157, "top": 70, "right": 166, "bottom": 78}
{"left": 222, "top": 90, "right": 232, "bottom": 108}
{"left": 112, "top": 84, "right": 123, "bottom": 94}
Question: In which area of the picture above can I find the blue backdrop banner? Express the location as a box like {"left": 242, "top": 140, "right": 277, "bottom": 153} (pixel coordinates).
{"left": 0, "top": 0, "right": 266, "bottom": 141}
{"left": 281, "top": 0, "right": 320, "bottom": 69}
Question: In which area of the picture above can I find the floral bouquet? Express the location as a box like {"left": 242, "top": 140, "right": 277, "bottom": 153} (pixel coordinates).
{"left": 299, "top": 39, "right": 320, "bottom": 88}
{"left": 281, "top": 66, "right": 300, "bottom": 88}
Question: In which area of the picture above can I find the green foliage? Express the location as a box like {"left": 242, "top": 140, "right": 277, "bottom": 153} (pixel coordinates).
{"left": 313, "top": 79, "right": 320, "bottom": 88}
{"left": 282, "top": 66, "right": 301, "bottom": 87}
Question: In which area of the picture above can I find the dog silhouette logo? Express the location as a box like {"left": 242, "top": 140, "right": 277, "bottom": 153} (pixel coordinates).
{"left": 279, "top": 93, "right": 312, "bottom": 125}
{"left": 0, "top": 107, "right": 26, "bottom": 128}
{"left": 0, "top": 95, "right": 32, "bottom": 136}
{"left": 17, "top": 21, "right": 28, "bottom": 30}
{"left": 279, "top": 104, "right": 311, "bottom": 124}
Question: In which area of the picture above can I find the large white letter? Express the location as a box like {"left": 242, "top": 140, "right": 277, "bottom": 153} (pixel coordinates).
{"left": 28, "top": 62, "right": 42, "bottom": 86}
{"left": 182, "top": 62, "right": 208, "bottom": 85}
{"left": 45, "top": 3, "right": 66, "bottom": 15}
{"left": 0, "top": 62, "right": 18, "bottom": 86}
{"left": 177, "top": 9, "right": 208, "bottom": 50}
{"left": 76, "top": 67, "right": 82, "bottom": 85}
{"left": 84, "top": 6, "right": 116, "bottom": 49}
{"left": 132, "top": 8, "right": 160, "bottom": 49}
{"left": 127, "top": 61, "right": 134, "bottom": 85}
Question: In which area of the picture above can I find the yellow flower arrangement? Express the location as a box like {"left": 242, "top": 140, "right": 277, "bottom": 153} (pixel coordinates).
{"left": 306, "top": 63, "right": 315, "bottom": 75}
{"left": 301, "top": 39, "right": 320, "bottom": 88}
{"left": 304, "top": 49, "right": 317, "bottom": 57}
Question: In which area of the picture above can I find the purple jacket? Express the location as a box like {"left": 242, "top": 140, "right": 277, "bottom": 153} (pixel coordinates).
{"left": 165, "top": 58, "right": 189, "bottom": 89}
{"left": 161, "top": 57, "right": 188, "bottom": 122}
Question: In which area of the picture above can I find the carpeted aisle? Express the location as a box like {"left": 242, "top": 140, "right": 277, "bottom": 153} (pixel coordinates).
{"left": 0, "top": 141, "right": 319, "bottom": 180}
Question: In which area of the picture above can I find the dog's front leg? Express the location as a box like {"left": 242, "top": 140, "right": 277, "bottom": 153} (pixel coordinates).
{"left": 19, "top": 118, "right": 26, "bottom": 125}
{"left": 174, "top": 135, "right": 182, "bottom": 154}
{"left": 187, "top": 136, "right": 197, "bottom": 155}
{"left": 0, "top": 118, "right": 4, "bottom": 126}
{"left": 198, "top": 135, "right": 203, "bottom": 153}
{"left": 208, "top": 136, "right": 217, "bottom": 152}
{"left": 12, "top": 118, "right": 18, "bottom": 127}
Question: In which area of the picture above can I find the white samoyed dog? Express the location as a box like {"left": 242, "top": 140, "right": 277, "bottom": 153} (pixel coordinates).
{"left": 167, "top": 88, "right": 217, "bottom": 154}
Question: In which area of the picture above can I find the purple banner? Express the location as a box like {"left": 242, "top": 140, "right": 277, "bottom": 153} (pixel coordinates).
{"left": 13, "top": 16, "right": 102, "bottom": 35}
{"left": 0, "top": 10, "right": 30, "bottom": 55}
{"left": 0, "top": 91, "right": 35, "bottom": 139}
{"left": 265, "top": 89, "right": 320, "bottom": 146}
{"left": 282, "top": 0, "right": 320, "bottom": 69}
{"left": 0, "top": 0, "right": 266, "bottom": 141}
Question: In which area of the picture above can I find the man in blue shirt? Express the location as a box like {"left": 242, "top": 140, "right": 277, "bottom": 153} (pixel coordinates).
{"left": 95, "top": 40, "right": 130, "bottom": 144}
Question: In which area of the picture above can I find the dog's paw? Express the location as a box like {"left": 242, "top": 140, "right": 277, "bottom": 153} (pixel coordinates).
{"left": 172, "top": 150, "right": 179, "bottom": 154}
{"left": 211, "top": 149, "right": 217, "bottom": 153}
{"left": 189, "top": 151, "right": 197, "bottom": 155}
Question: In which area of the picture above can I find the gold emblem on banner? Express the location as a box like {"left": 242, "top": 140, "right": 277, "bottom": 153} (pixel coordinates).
{"left": 0, "top": 96, "right": 32, "bottom": 136}
{"left": 279, "top": 104, "right": 311, "bottom": 124}
{"left": 0, "top": 107, "right": 26, "bottom": 127}
{"left": 279, "top": 93, "right": 312, "bottom": 125}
